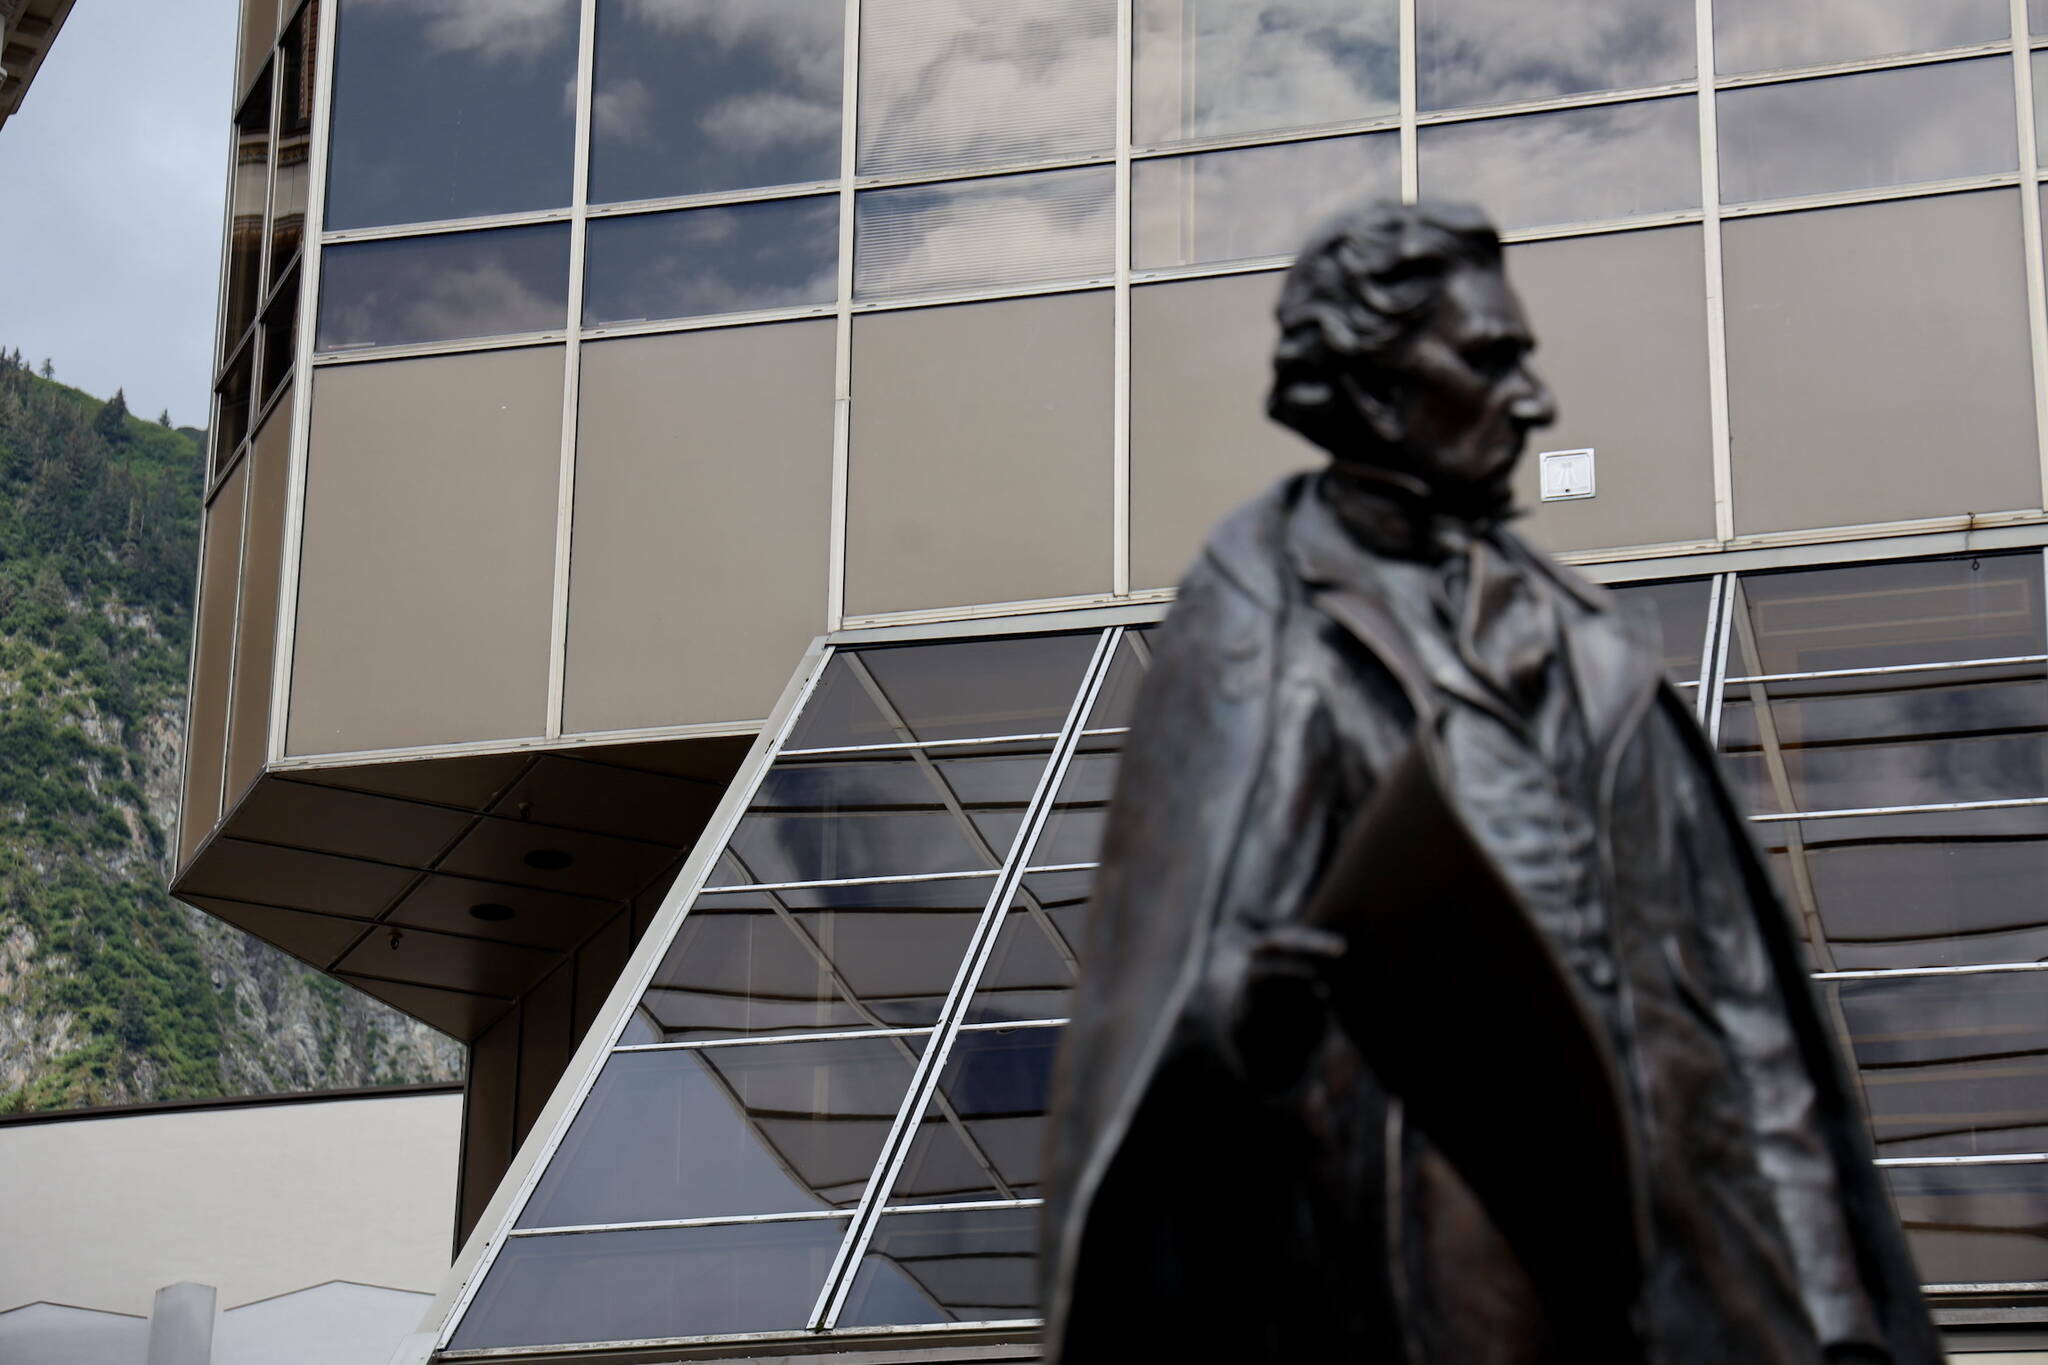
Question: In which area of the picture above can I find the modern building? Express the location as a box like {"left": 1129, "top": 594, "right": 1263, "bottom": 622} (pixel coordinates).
{"left": 171, "top": 0, "right": 2048, "bottom": 1359}
{"left": 0, "top": 0, "right": 73, "bottom": 130}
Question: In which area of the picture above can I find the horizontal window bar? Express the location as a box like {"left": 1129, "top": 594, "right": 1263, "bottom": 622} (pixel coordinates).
{"left": 955, "top": 1017, "right": 1067, "bottom": 1034}
{"left": 874, "top": 1198, "right": 1044, "bottom": 1216}
{"left": 700, "top": 869, "right": 1002, "bottom": 894}
{"left": 1921, "top": 1281, "right": 2048, "bottom": 1296}
{"left": 1874, "top": 1153, "right": 2048, "bottom": 1168}
{"left": 1414, "top": 81, "right": 1697, "bottom": 128}
{"left": 1713, "top": 41, "right": 2015, "bottom": 93}
{"left": 615, "top": 1025, "right": 934, "bottom": 1053}
{"left": 1813, "top": 962, "right": 2048, "bottom": 982}
{"left": 585, "top": 179, "right": 841, "bottom": 219}
{"left": 1021, "top": 862, "right": 1099, "bottom": 876}
{"left": 1753, "top": 797, "right": 2048, "bottom": 824}
{"left": 1724, "top": 655, "right": 2048, "bottom": 687}
{"left": 506, "top": 1209, "right": 852, "bottom": 1239}
{"left": 778, "top": 732, "right": 1064, "bottom": 757}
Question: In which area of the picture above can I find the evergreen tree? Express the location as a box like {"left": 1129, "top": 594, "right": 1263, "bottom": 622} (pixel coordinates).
{"left": 40, "top": 358, "right": 53, "bottom": 380}
{"left": 93, "top": 388, "right": 131, "bottom": 445}
{"left": 158, "top": 409, "right": 172, "bottom": 428}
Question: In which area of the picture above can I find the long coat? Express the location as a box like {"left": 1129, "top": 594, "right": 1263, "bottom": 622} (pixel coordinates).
{"left": 1038, "top": 474, "right": 1939, "bottom": 1364}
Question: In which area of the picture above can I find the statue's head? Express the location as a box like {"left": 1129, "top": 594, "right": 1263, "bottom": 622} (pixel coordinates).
{"left": 1268, "top": 199, "right": 1555, "bottom": 512}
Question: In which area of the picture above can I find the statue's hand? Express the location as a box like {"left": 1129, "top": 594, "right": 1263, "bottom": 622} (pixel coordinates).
{"left": 1225, "top": 924, "right": 1348, "bottom": 1093}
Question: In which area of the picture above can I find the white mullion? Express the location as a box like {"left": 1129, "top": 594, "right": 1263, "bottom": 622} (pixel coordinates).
{"left": 545, "top": 0, "right": 598, "bottom": 740}
{"left": 1112, "top": 0, "right": 1133, "bottom": 599}
{"left": 1399, "top": 0, "right": 1418, "bottom": 202}
{"left": 266, "top": 0, "right": 340, "bottom": 767}
{"left": 828, "top": 0, "right": 860, "bottom": 632}
{"left": 1696, "top": 0, "right": 1735, "bottom": 545}
{"left": 2012, "top": 0, "right": 2048, "bottom": 512}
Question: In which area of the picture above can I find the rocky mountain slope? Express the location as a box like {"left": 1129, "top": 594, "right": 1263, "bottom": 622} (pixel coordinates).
{"left": 0, "top": 352, "right": 460, "bottom": 1110}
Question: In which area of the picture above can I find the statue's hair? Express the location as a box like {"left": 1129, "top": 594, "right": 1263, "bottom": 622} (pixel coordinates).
{"left": 1267, "top": 199, "right": 1502, "bottom": 456}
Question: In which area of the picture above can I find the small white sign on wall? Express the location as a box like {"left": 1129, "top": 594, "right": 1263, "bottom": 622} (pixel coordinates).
{"left": 1539, "top": 448, "right": 1596, "bottom": 502}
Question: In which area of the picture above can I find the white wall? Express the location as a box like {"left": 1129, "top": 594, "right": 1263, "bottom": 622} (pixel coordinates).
{"left": 0, "top": 1091, "right": 460, "bottom": 1318}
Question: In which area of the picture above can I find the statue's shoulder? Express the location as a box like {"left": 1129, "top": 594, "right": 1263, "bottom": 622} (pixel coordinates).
{"left": 1186, "top": 471, "right": 1316, "bottom": 616}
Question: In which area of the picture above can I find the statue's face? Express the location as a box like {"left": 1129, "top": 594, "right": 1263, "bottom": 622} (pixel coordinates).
{"left": 1349, "top": 260, "right": 1556, "bottom": 497}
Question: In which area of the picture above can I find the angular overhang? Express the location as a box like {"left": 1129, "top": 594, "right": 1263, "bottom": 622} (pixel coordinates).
{"left": 0, "top": 0, "right": 77, "bottom": 131}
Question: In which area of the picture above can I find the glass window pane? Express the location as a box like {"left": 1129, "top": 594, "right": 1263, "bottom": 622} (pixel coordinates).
{"left": 1609, "top": 578, "right": 1713, "bottom": 685}
{"left": 1418, "top": 0, "right": 1695, "bottom": 113}
{"left": 1024, "top": 748, "right": 1117, "bottom": 869}
{"left": 450, "top": 1218, "right": 846, "bottom": 1350}
{"left": 1885, "top": 1163, "right": 2048, "bottom": 1287}
{"left": 1418, "top": 97, "right": 1700, "bottom": 234}
{"left": 1717, "top": 59, "right": 2017, "bottom": 206}
{"left": 213, "top": 347, "right": 254, "bottom": 477}
{"left": 259, "top": 279, "right": 298, "bottom": 406}
{"left": 1829, "top": 972, "right": 2048, "bottom": 1158}
{"left": 836, "top": 1206, "right": 1040, "bottom": 1327}
{"left": 628, "top": 880, "right": 994, "bottom": 1042}
{"left": 720, "top": 746, "right": 1052, "bottom": 884}
{"left": 1132, "top": 0, "right": 1397, "bottom": 146}
{"left": 1764, "top": 807, "right": 2048, "bottom": 971}
{"left": 890, "top": 1025, "right": 1063, "bottom": 1204}
{"left": 858, "top": 0, "right": 1114, "bottom": 177}
{"left": 1731, "top": 554, "right": 2047, "bottom": 676}
{"left": 518, "top": 1040, "right": 923, "bottom": 1228}
{"left": 224, "top": 75, "right": 272, "bottom": 352}
{"left": 1081, "top": 628, "right": 1155, "bottom": 732}
{"left": 2035, "top": 0, "right": 2048, "bottom": 37}
{"left": 324, "top": 0, "right": 577, "bottom": 230}
{"left": 2036, "top": 50, "right": 2048, "bottom": 169}
{"left": 1132, "top": 132, "right": 1398, "bottom": 271}
{"left": 784, "top": 635, "right": 1101, "bottom": 750}
{"left": 966, "top": 871, "right": 1091, "bottom": 1024}
{"left": 268, "top": 2, "right": 315, "bottom": 289}
{"left": 583, "top": 198, "right": 837, "bottom": 328}
{"left": 590, "top": 0, "right": 842, "bottom": 204}
{"left": 1714, "top": 0, "right": 2007, "bottom": 77}
{"left": 1718, "top": 663, "right": 2048, "bottom": 815}
{"left": 965, "top": 871, "right": 1092, "bottom": 1024}
{"left": 315, "top": 223, "right": 571, "bottom": 352}
{"left": 854, "top": 167, "right": 1114, "bottom": 300}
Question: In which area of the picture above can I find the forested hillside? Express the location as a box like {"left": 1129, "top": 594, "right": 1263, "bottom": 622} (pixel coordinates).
{"left": 0, "top": 352, "right": 460, "bottom": 1110}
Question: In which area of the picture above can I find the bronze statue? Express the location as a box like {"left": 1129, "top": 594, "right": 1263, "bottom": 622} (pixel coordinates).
{"left": 1039, "top": 202, "right": 1939, "bottom": 1364}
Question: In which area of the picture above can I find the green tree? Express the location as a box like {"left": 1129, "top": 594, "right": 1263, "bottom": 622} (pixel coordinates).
{"left": 157, "top": 409, "right": 172, "bottom": 428}
{"left": 93, "top": 389, "right": 131, "bottom": 445}
{"left": 39, "top": 358, "right": 53, "bottom": 379}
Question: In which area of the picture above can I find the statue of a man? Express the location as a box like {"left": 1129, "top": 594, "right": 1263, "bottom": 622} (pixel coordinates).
{"left": 1039, "top": 202, "right": 1940, "bottom": 1364}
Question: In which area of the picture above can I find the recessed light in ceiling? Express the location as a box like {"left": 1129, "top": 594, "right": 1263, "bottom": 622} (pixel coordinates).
{"left": 469, "top": 902, "right": 515, "bottom": 923}
{"left": 524, "top": 849, "right": 574, "bottom": 871}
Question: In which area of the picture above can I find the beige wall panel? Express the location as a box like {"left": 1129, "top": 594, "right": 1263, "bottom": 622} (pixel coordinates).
{"left": 566, "top": 323, "right": 833, "bottom": 733}
{"left": 1723, "top": 191, "right": 2038, "bottom": 536}
{"left": 225, "top": 390, "right": 294, "bottom": 804}
{"left": 1129, "top": 272, "right": 1321, "bottom": 591}
{"left": 290, "top": 347, "right": 564, "bottom": 755}
{"left": 180, "top": 465, "right": 248, "bottom": 868}
{"left": 847, "top": 292, "right": 1114, "bottom": 615}
{"left": 0, "top": 1092, "right": 459, "bottom": 1317}
{"left": 1506, "top": 226, "right": 1717, "bottom": 553}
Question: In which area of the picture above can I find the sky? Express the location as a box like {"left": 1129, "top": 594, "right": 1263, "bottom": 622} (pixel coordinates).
{"left": 0, "top": 0, "right": 238, "bottom": 428}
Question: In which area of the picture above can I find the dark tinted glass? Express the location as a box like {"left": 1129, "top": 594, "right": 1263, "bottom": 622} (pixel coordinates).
{"left": 519, "top": 1039, "right": 922, "bottom": 1228}
{"left": 1718, "top": 663, "right": 2048, "bottom": 814}
{"left": 965, "top": 871, "right": 1092, "bottom": 1024}
{"left": 324, "top": 0, "right": 576, "bottom": 230}
{"left": 1418, "top": 0, "right": 1694, "bottom": 112}
{"left": 1419, "top": 97, "right": 1700, "bottom": 233}
{"left": 1717, "top": 60, "right": 2017, "bottom": 206}
{"left": 589, "top": 0, "right": 841, "bottom": 204}
{"left": 451, "top": 1218, "right": 845, "bottom": 1349}
{"left": 1132, "top": 133, "right": 1399, "bottom": 270}
{"left": 1885, "top": 1163, "right": 2048, "bottom": 1287}
{"left": 1731, "top": 555, "right": 2046, "bottom": 676}
{"left": 224, "top": 75, "right": 272, "bottom": 352}
{"left": 1714, "top": 0, "right": 2006, "bottom": 76}
{"left": 1830, "top": 972, "right": 2048, "bottom": 1158}
{"left": 858, "top": 0, "right": 1113, "bottom": 176}
{"left": 584, "top": 198, "right": 836, "bottom": 327}
{"left": 260, "top": 281, "right": 298, "bottom": 405}
{"left": 785, "top": 636, "right": 1099, "bottom": 749}
{"left": 1764, "top": 807, "right": 2048, "bottom": 970}
{"left": 721, "top": 747, "right": 1052, "bottom": 884}
{"left": 1609, "top": 578, "right": 1713, "bottom": 685}
{"left": 268, "top": 2, "right": 315, "bottom": 288}
{"left": 628, "top": 880, "right": 993, "bottom": 1041}
{"left": 1082, "top": 629, "right": 1154, "bottom": 731}
{"left": 214, "top": 348, "right": 255, "bottom": 476}
{"left": 855, "top": 167, "right": 1115, "bottom": 299}
{"left": 315, "top": 224, "right": 571, "bottom": 352}
{"left": 890, "top": 1026, "right": 1063, "bottom": 1205}
{"left": 1133, "top": 0, "right": 1397, "bottom": 145}
{"left": 1024, "top": 748, "right": 1118, "bottom": 869}
{"left": 836, "top": 1206, "right": 1040, "bottom": 1327}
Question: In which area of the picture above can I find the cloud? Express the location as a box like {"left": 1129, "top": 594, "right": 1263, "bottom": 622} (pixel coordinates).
{"left": 354, "top": 0, "right": 576, "bottom": 64}
{"left": 592, "top": 76, "right": 656, "bottom": 144}
{"left": 1134, "top": 0, "right": 1400, "bottom": 143}
{"left": 857, "top": 169, "right": 1114, "bottom": 297}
